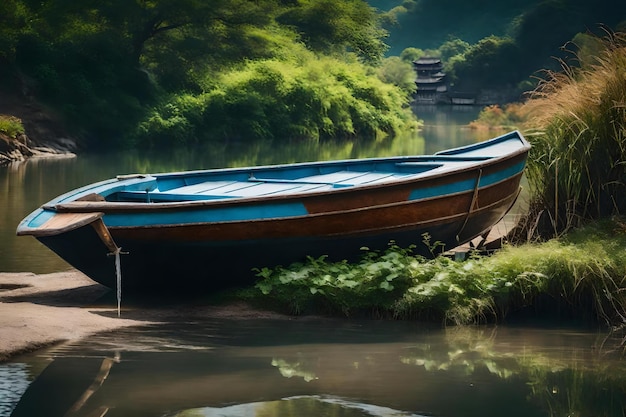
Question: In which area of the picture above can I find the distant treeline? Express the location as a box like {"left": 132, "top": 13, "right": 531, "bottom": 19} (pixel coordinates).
{"left": 373, "top": 0, "right": 626, "bottom": 92}
{"left": 0, "top": 0, "right": 625, "bottom": 148}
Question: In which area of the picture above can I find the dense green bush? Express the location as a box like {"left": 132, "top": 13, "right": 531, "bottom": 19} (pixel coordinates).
{"left": 15, "top": 31, "right": 152, "bottom": 143}
{"left": 135, "top": 51, "right": 417, "bottom": 146}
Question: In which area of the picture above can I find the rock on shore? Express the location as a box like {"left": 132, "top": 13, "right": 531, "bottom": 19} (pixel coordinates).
{"left": 0, "top": 92, "right": 78, "bottom": 165}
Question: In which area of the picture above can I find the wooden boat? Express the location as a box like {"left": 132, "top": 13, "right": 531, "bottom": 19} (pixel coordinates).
{"left": 17, "top": 131, "right": 530, "bottom": 292}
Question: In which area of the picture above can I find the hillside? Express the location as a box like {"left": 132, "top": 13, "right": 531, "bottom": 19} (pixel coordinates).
{"left": 372, "top": 0, "right": 626, "bottom": 56}
{"left": 370, "top": 0, "right": 542, "bottom": 54}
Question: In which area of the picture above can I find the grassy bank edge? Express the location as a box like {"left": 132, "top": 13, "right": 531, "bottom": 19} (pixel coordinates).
{"left": 235, "top": 217, "right": 626, "bottom": 328}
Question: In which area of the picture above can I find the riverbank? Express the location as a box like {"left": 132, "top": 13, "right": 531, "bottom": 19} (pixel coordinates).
{"left": 0, "top": 92, "right": 78, "bottom": 164}
{"left": 0, "top": 270, "right": 288, "bottom": 363}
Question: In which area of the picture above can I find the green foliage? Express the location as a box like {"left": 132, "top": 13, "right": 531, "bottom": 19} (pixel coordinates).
{"left": 449, "top": 35, "right": 522, "bottom": 91}
{"left": 377, "top": 0, "right": 626, "bottom": 98}
{"left": 468, "top": 103, "right": 525, "bottom": 131}
{"left": 377, "top": 56, "right": 417, "bottom": 95}
{"left": 136, "top": 51, "right": 418, "bottom": 145}
{"left": 374, "top": 0, "right": 543, "bottom": 54}
{"left": 399, "top": 47, "right": 423, "bottom": 63}
{"left": 511, "top": 0, "right": 625, "bottom": 72}
{"left": 438, "top": 37, "right": 470, "bottom": 62}
{"left": 1, "top": 0, "right": 404, "bottom": 146}
{"left": 571, "top": 32, "right": 607, "bottom": 69}
{"left": 0, "top": 115, "right": 25, "bottom": 138}
{"left": 276, "top": 0, "right": 388, "bottom": 63}
{"left": 241, "top": 218, "right": 626, "bottom": 326}
{"left": 249, "top": 242, "right": 421, "bottom": 316}
{"left": 13, "top": 27, "right": 153, "bottom": 142}
{"left": 521, "top": 31, "right": 626, "bottom": 237}
{"left": 0, "top": 0, "right": 27, "bottom": 64}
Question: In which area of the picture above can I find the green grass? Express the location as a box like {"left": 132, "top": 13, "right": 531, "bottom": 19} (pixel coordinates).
{"left": 239, "top": 218, "right": 626, "bottom": 327}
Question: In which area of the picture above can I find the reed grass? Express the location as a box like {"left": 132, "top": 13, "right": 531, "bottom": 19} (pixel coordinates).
{"left": 519, "top": 30, "right": 626, "bottom": 238}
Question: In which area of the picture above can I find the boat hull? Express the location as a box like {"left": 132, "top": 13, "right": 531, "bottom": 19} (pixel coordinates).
{"left": 18, "top": 131, "right": 531, "bottom": 293}
{"left": 36, "top": 177, "right": 521, "bottom": 292}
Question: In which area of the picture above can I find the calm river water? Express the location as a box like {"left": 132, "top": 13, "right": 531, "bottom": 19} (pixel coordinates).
{"left": 3, "top": 320, "right": 626, "bottom": 417}
{"left": 2, "top": 106, "right": 625, "bottom": 417}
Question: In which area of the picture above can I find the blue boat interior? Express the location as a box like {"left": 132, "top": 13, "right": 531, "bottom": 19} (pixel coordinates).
{"left": 101, "top": 158, "right": 487, "bottom": 203}
{"left": 97, "top": 132, "right": 524, "bottom": 204}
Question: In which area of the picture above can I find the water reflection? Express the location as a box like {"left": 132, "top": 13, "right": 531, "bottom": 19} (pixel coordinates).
{"left": 413, "top": 105, "right": 488, "bottom": 154}
{"left": 0, "top": 364, "right": 29, "bottom": 417}
{"left": 175, "top": 396, "right": 427, "bottom": 417}
{"left": 4, "top": 320, "right": 626, "bottom": 417}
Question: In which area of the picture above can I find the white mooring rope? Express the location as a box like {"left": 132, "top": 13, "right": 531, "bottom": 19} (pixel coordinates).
{"left": 114, "top": 248, "right": 122, "bottom": 318}
{"left": 107, "top": 247, "right": 126, "bottom": 318}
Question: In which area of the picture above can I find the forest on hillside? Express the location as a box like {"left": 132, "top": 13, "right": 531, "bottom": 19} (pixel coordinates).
{"left": 372, "top": 0, "right": 626, "bottom": 53}
{"left": 373, "top": 0, "right": 626, "bottom": 91}
{"left": 1, "top": 0, "right": 625, "bottom": 149}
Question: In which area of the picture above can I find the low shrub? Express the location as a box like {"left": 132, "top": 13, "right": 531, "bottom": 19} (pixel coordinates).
{"left": 240, "top": 218, "right": 626, "bottom": 327}
{"left": 0, "top": 115, "right": 25, "bottom": 138}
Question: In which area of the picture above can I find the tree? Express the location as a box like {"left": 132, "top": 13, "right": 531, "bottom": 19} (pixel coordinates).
{"left": 450, "top": 36, "right": 521, "bottom": 91}
{"left": 377, "top": 56, "right": 416, "bottom": 95}
{"left": 3, "top": 0, "right": 416, "bottom": 146}
{"left": 399, "top": 47, "right": 424, "bottom": 62}
{"left": 276, "top": 0, "right": 388, "bottom": 63}
{"left": 0, "top": 0, "right": 27, "bottom": 63}
{"left": 438, "top": 37, "right": 470, "bottom": 62}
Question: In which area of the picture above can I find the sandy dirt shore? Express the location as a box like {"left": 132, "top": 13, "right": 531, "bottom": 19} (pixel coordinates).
{"left": 0, "top": 270, "right": 139, "bottom": 362}
{"left": 0, "top": 270, "right": 286, "bottom": 363}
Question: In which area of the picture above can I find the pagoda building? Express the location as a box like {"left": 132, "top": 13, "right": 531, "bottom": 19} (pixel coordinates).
{"left": 413, "top": 57, "right": 448, "bottom": 103}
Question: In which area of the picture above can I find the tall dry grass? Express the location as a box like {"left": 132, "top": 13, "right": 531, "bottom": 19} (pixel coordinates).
{"left": 519, "top": 31, "right": 626, "bottom": 239}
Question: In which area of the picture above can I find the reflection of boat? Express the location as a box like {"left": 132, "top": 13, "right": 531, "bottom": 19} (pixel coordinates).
{"left": 16, "top": 131, "right": 530, "bottom": 292}
{"left": 176, "top": 396, "right": 427, "bottom": 417}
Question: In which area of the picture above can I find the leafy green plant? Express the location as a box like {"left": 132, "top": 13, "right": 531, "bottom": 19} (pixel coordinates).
{"left": 241, "top": 218, "right": 626, "bottom": 327}
{"left": 0, "top": 115, "right": 25, "bottom": 138}
{"left": 251, "top": 242, "right": 417, "bottom": 316}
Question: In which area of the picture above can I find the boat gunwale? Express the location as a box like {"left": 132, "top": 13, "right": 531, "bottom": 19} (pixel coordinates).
{"left": 105, "top": 184, "right": 522, "bottom": 252}
{"left": 105, "top": 171, "right": 525, "bottom": 232}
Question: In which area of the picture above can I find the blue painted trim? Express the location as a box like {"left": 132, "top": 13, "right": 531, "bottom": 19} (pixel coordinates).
{"left": 481, "top": 160, "right": 527, "bottom": 187}
{"left": 27, "top": 210, "right": 56, "bottom": 228}
{"left": 409, "top": 160, "right": 526, "bottom": 201}
{"left": 103, "top": 201, "right": 309, "bottom": 227}
{"left": 409, "top": 178, "right": 474, "bottom": 200}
